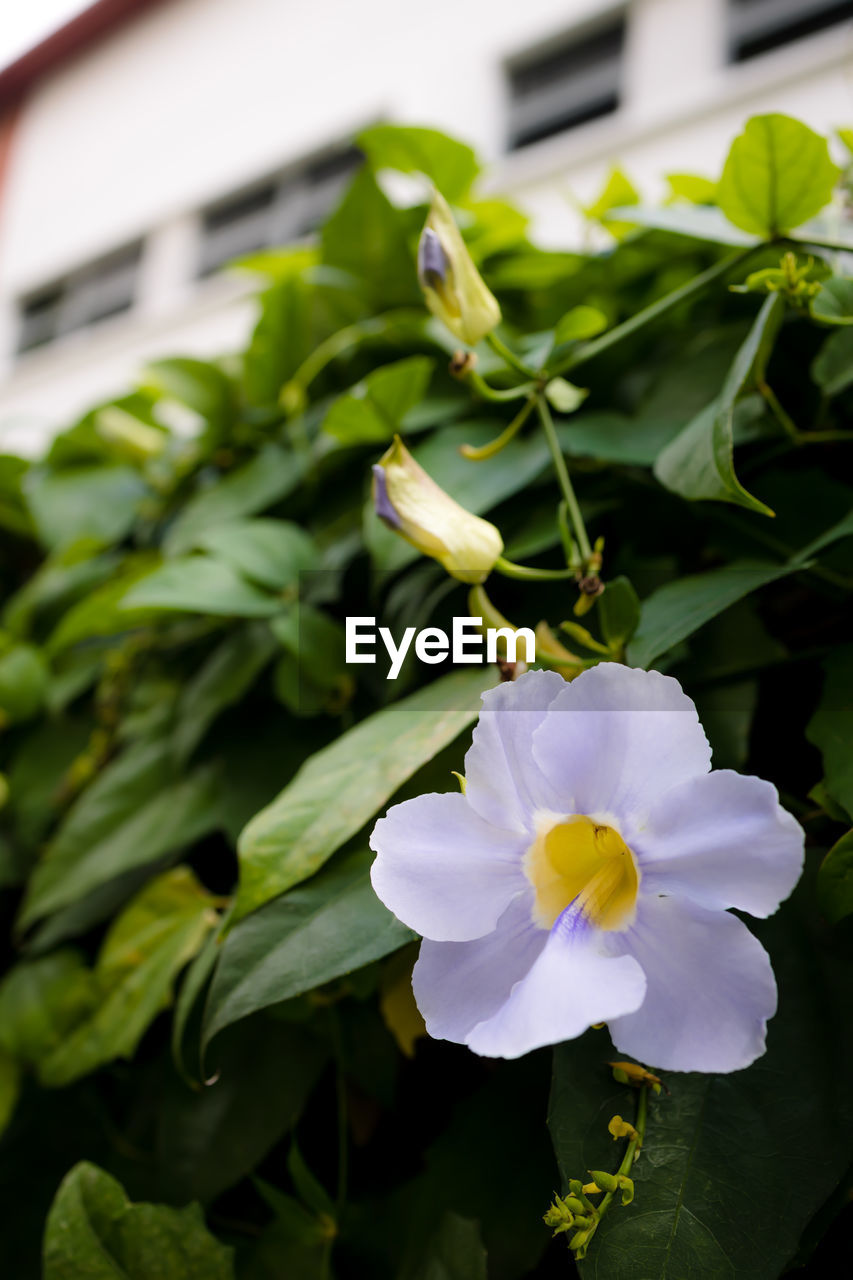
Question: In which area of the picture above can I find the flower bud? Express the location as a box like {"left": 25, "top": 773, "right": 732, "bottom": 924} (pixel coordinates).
{"left": 417, "top": 190, "right": 501, "bottom": 347}
{"left": 372, "top": 435, "right": 503, "bottom": 584}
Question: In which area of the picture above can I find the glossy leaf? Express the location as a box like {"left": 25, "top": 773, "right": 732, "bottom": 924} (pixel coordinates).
{"left": 324, "top": 356, "right": 434, "bottom": 443}
{"left": 549, "top": 888, "right": 853, "bottom": 1279}
{"left": 627, "top": 559, "right": 801, "bottom": 669}
{"left": 204, "top": 849, "right": 413, "bottom": 1046}
{"left": 717, "top": 114, "right": 839, "bottom": 236}
{"left": 654, "top": 294, "right": 782, "bottom": 514}
{"left": 234, "top": 665, "right": 496, "bottom": 920}
{"left": 817, "top": 829, "right": 853, "bottom": 926}
{"left": 120, "top": 556, "right": 281, "bottom": 617}
{"left": 807, "top": 646, "right": 853, "bottom": 819}
{"left": 19, "top": 739, "right": 220, "bottom": 929}
{"left": 38, "top": 868, "right": 217, "bottom": 1087}
{"left": 43, "top": 1161, "right": 234, "bottom": 1279}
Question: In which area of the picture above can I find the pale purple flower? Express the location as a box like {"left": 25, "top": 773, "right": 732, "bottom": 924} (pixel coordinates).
{"left": 369, "top": 664, "right": 804, "bottom": 1071}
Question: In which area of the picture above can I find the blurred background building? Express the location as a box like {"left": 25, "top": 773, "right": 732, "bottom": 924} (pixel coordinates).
{"left": 0, "top": 0, "right": 851, "bottom": 450}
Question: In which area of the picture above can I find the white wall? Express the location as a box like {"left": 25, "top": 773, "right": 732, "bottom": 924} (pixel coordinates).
{"left": 1, "top": 0, "right": 852, "bottom": 453}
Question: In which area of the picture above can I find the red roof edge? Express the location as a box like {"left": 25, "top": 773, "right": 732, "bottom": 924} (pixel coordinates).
{"left": 0, "top": 0, "right": 168, "bottom": 109}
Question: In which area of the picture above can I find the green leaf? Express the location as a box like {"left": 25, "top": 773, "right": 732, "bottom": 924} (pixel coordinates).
{"left": 140, "top": 357, "right": 235, "bottom": 438}
{"left": 120, "top": 557, "right": 281, "bottom": 617}
{"left": 585, "top": 167, "right": 639, "bottom": 238}
{"left": 158, "top": 1017, "right": 327, "bottom": 1203}
{"left": 172, "top": 623, "right": 278, "bottom": 765}
{"left": 818, "top": 829, "right": 853, "bottom": 926}
{"left": 544, "top": 378, "right": 588, "bottom": 414}
{"left": 25, "top": 466, "right": 148, "bottom": 551}
{"left": 44, "top": 554, "right": 161, "bottom": 654}
{"left": 627, "top": 558, "right": 800, "bottom": 669}
{"left": 665, "top": 172, "right": 717, "bottom": 204}
{"left": 191, "top": 519, "right": 318, "bottom": 591}
{"left": 549, "top": 886, "right": 853, "bottom": 1280}
{"left": 164, "top": 445, "right": 307, "bottom": 556}
{"left": 795, "top": 507, "right": 853, "bottom": 561}
{"left": 598, "top": 577, "right": 640, "bottom": 652}
{"left": 811, "top": 277, "right": 853, "bottom": 326}
{"left": 0, "top": 951, "right": 97, "bottom": 1066}
{"left": 654, "top": 294, "right": 782, "bottom": 514}
{"left": 324, "top": 356, "right": 434, "bottom": 444}
{"left": 604, "top": 203, "right": 757, "bottom": 246}
{"left": 43, "top": 1161, "right": 234, "bottom": 1279}
{"left": 716, "top": 113, "right": 840, "bottom": 236}
{"left": 322, "top": 168, "right": 421, "bottom": 308}
{"left": 807, "top": 645, "right": 853, "bottom": 818}
{"left": 811, "top": 326, "right": 853, "bottom": 396}
{"left": 0, "top": 1047, "right": 20, "bottom": 1140}
{"left": 358, "top": 125, "right": 479, "bottom": 202}
{"left": 553, "top": 306, "right": 609, "bottom": 345}
{"left": 19, "top": 738, "right": 220, "bottom": 929}
{"left": 414, "top": 1212, "right": 488, "bottom": 1280}
{"left": 234, "top": 666, "right": 496, "bottom": 920}
{"left": 38, "top": 868, "right": 217, "bottom": 1087}
{"left": 0, "top": 643, "right": 48, "bottom": 723}
{"left": 204, "top": 849, "right": 413, "bottom": 1046}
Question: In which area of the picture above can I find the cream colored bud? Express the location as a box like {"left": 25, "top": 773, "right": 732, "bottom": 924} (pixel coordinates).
{"left": 417, "top": 190, "right": 501, "bottom": 347}
{"left": 372, "top": 436, "right": 503, "bottom": 584}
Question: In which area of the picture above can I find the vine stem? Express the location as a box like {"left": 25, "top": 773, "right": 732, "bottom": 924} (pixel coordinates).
{"left": 553, "top": 247, "right": 758, "bottom": 378}
{"left": 465, "top": 368, "right": 537, "bottom": 402}
{"left": 495, "top": 556, "right": 576, "bottom": 581}
{"left": 486, "top": 330, "right": 539, "bottom": 378}
{"left": 593, "top": 1086, "right": 649, "bottom": 1234}
{"left": 536, "top": 395, "right": 592, "bottom": 564}
{"left": 461, "top": 396, "right": 536, "bottom": 459}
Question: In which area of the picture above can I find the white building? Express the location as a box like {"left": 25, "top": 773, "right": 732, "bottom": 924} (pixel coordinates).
{"left": 0, "top": 0, "right": 851, "bottom": 452}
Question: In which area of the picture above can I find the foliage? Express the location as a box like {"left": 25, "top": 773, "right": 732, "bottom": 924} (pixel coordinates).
{"left": 0, "top": 114, "right": 852, "bottom": 1279}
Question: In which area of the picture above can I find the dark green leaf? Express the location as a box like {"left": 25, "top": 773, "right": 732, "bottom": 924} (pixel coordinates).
{"left": 811, "top": 327, "right": 853, "bottom": 396}
{"left": 25, "top": 466, "right": 148, "bottom": 551}
{"left": 204, "top": 849, "right": 413, "bottom": 1045}
{"left": 358, "top": 125, "right": 479, "bottom": 202}
{"left": 654, "top": 295, "right": 782, "bottom": 514}
{"left": 627, "top": 558, "right": 801, "bottom": 669}
{"left": 43, "top": 1161, "right": 234, "bottom": 1279}
{"left": 807, "top": 645, "right": 853, "bottom": 818}
{"left": 324, "top": 356, "right": 434, "bottom": 443}
{"left": 120, "top": 557, "right": 281, "bottom": 617}
{"left": 414, "top": 1213, "right": 488, "bottom": 1280}
{"left": 234, "top": 666, "right": 496, "bottom": 920}
{"left": 191, "top": 519, "right": 318, "bottom": 590}
{"left": 598, "top": 577, "right": 640, "bottom": 652}
{"left": 549, "top": 887, "right": 853, "bottom": 1280}
{"left": 817, "top": 829, "right": 853, "bottom": 926}
{"left": 172, "top": 623, "right": 278, "bottom": 764}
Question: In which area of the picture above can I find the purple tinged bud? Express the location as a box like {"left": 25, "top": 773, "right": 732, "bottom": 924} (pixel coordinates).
{"left": 417, "top": 227, "right": 449, "bottom": 288}
{"left": 371, "top": 464, "right": 403, "bottom": 530}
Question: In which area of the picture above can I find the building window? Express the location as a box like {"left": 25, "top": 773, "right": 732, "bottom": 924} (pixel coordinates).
{"left": 16, "top": 242, "right": 142, "bottom": 355}
{"left": 506, "top": 15, "right": 626, "bottom": 151}
{"left": 198, "top": 144, "right": 362, "bottom": 276}
{"left": 728, "top": 0, "right": 852, "bottom": 63}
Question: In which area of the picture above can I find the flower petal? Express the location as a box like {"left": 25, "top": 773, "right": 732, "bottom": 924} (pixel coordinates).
{"left": 464, "top": 669, "right": 567, "bottom": 834}
{"left": 413, "top": 894, "right": 546, "bottom": 1043}
{"left": 421, "top": 904, "right": 646, "bottom": 1060}
{"left": 370, "top": 791, "right": 526, "bottom": 942}
{"left": 608, "top": 896, "right": 776, "bottom": 1072}
{"left": 636, "top": 771, "right": 804, "bottom": 917}
{"left": 532, "top": 663, "right": 711, "bottom": 829}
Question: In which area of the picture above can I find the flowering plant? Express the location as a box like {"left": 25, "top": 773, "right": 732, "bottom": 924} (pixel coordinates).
{"left": 0, "top": 116, "right": 851, "bottom": 1279}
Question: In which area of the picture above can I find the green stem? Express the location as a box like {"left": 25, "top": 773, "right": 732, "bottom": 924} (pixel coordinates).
{"left": 466, "top": 368, "right": 538, "bottom": 402}
{"left": 794, "top": 430, "right": 853, "bottom": 445}
{"left": 495, "top": 555, "right": 576, "bottom": 581}
{"left": 536, "top": 395, "right": 592, "bottom": 563}
{"left": 758, "top": 380, "right": 798, "bottom": 442}
{"left": 487, "top": 330, "right": 539, "bottom": 378}
{"left": 553, "top": 247, "right": 758, "bottom": 377}
{"left": 285, "top": 317, "right": 384, "bottom": 400}
{"left": 592, "top": 1087, "right": 649, "bottom": 1235}
{"left": 461, "top": 396, "right": 536, "bottom": 459}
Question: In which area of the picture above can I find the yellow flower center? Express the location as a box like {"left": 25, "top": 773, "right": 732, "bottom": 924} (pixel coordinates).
{"left": 524, "top": 814, "right": 639, "bottom": 932}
